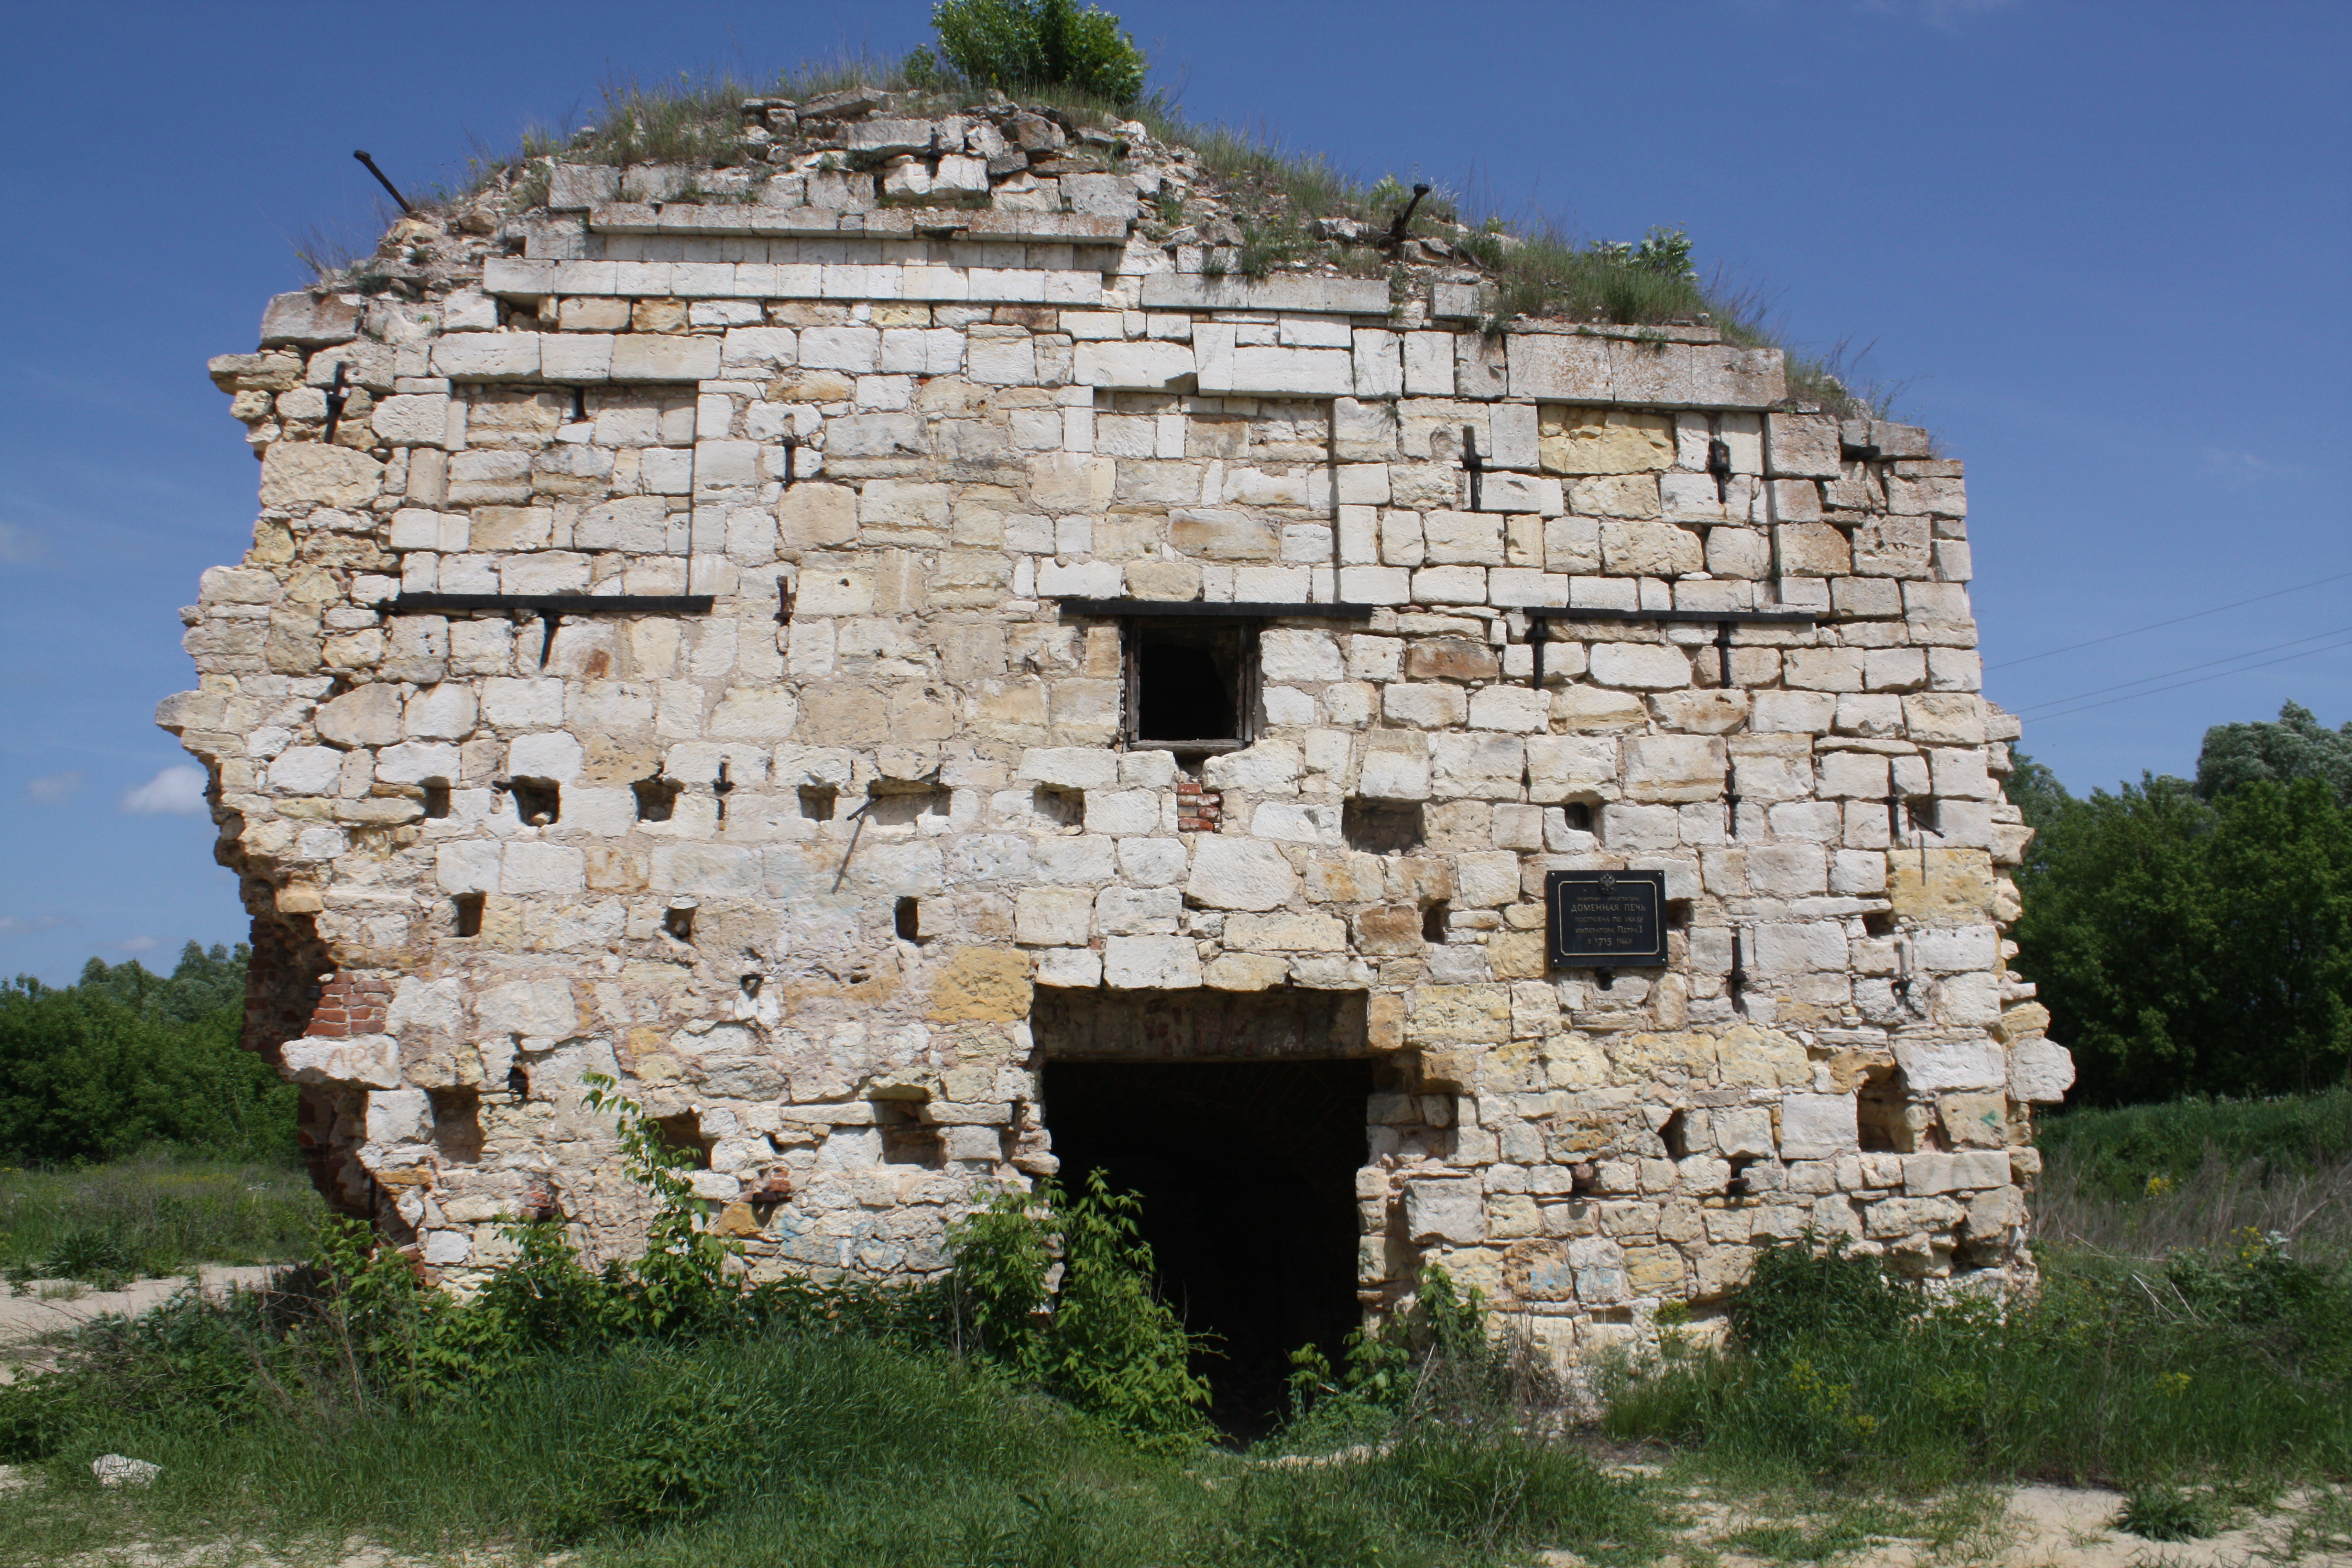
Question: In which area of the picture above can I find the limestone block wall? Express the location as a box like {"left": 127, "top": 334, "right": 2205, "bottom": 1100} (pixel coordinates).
{"left": 164, "top": 97, "right": 2072, "bottom": 1345}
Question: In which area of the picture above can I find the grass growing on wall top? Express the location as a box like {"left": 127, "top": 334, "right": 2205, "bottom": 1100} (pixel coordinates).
{"left": 443, "top": 55, "right": 1902, "bottom": 417}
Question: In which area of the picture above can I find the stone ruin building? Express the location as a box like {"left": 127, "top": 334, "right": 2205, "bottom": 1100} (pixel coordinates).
{"left": 164, "top": 86, "right": 2074, "bottom": 1404}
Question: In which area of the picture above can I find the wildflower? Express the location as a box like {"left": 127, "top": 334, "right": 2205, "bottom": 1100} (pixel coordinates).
{"left": 2144, "top": 1174, "right": 2176, "bottom": 1197}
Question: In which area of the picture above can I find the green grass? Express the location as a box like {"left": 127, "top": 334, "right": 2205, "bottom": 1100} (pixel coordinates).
{"left": 1600, "top": 1235, "right": 2351, "bottom": 1499}
{"left": 0, "top": 1314, "right": 1662, "bottom": 1568}
{"left": 2034, "top": 1087, "right": 2352, "bottom": 1270}
{"left": 0, "top": 1157, "right": 321, "bottom": 1289}
{"left": 2038, "top": 1085, "right": 2352, "bottom": 1196}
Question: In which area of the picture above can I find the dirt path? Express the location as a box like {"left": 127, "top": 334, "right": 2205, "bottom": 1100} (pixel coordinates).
{"left": 0, "top": 1266, "right": 282, "bottom": 1375}
{"left": 1543, "top": 1479, "right": 2349, "bottom": 1567}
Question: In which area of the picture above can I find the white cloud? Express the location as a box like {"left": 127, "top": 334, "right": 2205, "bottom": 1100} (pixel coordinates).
{"left": 26, "top": 770, "right": 82, "bottom": 804}
{"left": 0, "top": 913, "right": 70, "bottom": 937}
{"left": 0, "top": 522, "right": 41, "bottom": 564}
{"left": 113, "top": 935, "right": 160, "bottom": 954}
{"left": 2203, "top": 447, "right": 2283, "bottom": 480}
{"left": 121, "top": 765, "right": 209, "bottom": 816}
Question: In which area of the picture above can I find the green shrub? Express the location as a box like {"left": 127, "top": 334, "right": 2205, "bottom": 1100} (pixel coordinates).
{"left": 950, "top": 1170, "right": 1210, "bottom": 1449}
{"left": 1727, "top": 1235, "right": 1918, "bottom": 1358}
{"left": 1602, "top": 1235, "right": 2352, "bottom": 1489}
{"left": 929, "top": 0, "right": 1148, "bottom": 105}
{"left": 0, "top": 945, "right": 293, "bottom": 1166}
{"left": 2119, "top": 1482, "right": 2223, "bottom": 1541}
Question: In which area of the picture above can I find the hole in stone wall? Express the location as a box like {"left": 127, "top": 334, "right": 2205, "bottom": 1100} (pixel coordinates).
{"left": 422, "top": 781, "right": 451, "bottom": 820}
{"left": 452, "top": 894, "right": 484, "bottom": 938}
{"left": 1563, "top": 802, "right": 1594, "bottom": 833}
{"left": 1659, "top": 1108, "right": 1692, "bottom": 1159}
{"left": 798, "top": 785, "right": 838, "bottom": 821}
{"left": 895, "top": 896, "right": 922, "bottom": 942}
{"left": 664, "top": 905, "right": 696, "bottom": 943}
{"left": 502, "top": 777, "right": 561, "bottom": 826}
{"left": 1728, "top": 1153, "right": 1763, "bottom": 1197}
{"left": 867, "top": 785, "right": 951, "bottom": 828}
{"left": 429, "top": 1088, "right": 484, "bottom": 1162}
{"left": 1905, "top": 797, "right": 1940, "bottom": 838}
{"left": 1343, "top": 798, "right": 1425, "bottom": 854}
{"left": 875, "top": 1101, "right": 944, "bottom": 1167}
{"left": 1857, "top": 1064, "right": 1913, "bottom": 1153}
{"left": 1042, "top": 1057, "right": 1373, "bottom": 1438}
{"left": 654, "top": 1111, "right": 712, "bottom": 1168}
{"left": 1668, "top": 900, "right": 1692, "bottom": 930}
{"left": 1128, "top": 622, "right": 1249, "bottom": 748}
{"left": 1033, "top": 784, "right": 1085, "bottom": 829}
{"left": 1863, "top": 910, "right": 1896, "bottom": 939}
{"left": 507, "top": 1063, "right": 530, "bottom": 1100}
{"left": 1421, "top": 901, "right": 1451, "bottom": 944}
{"left": 633, "top": 775, "right": 681, "bottom": 821}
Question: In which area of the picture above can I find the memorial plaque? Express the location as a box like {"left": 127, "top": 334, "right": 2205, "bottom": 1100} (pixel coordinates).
{"left": 1545, "top": 869, "right": 1668, "bottom": 968}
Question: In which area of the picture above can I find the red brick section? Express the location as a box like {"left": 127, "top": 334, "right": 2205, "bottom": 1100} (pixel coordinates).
{"left": 1175, "top": 780, "right": 1222, "bottom": 834}
{"left": 306, "top": 972, "right": 393, "bottom": 1038}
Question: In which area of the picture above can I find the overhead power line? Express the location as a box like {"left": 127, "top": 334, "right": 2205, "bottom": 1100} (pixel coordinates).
{"left": 2025, "top": 634, "right": 2352, "bottom": 724}
{"left": 2012, "top": 624, "right": 2352, "bottom": 715}
{"left": 1988, "top": 569, "right": 2352, "bottom": 671}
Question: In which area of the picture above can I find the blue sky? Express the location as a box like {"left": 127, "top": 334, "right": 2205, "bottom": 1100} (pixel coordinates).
{"left": 2, "top": 1, "right": 2345, "bottom": 984}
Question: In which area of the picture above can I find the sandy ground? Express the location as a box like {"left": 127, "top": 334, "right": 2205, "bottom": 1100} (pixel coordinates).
{"left": 10, "top": 1479, "right": 2338, "bottom": 1567}
{"left": 0, "top": 1266, "right": 282, "bottom": 1382}
{"left": 1544, "top": 1478, "right": 2350, "bottom": 1567}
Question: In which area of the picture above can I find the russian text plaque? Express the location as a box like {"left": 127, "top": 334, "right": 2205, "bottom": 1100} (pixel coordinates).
{"left": 1545, "top": 869, "right": 1668, "bottom": 968}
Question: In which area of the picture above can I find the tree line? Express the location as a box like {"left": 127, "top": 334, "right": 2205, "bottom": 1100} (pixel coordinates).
{"left": 0, "top": 943, "right": 296, "bottom": 1165}
{"left": 2011, "top": 701, "right": 2352, "bottom": 1106}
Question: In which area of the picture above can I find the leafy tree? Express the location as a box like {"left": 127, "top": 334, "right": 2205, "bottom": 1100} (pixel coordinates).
{"left": 0, "top": 944, "right": 295, "bottom": 1164}
{"left": 922, "top": 0, "right": 1148, "bottom": 105}
{"left": 2011, "top": 741, "right": 2352, "bottom": 1102}
{"left": 2196, "top": 700, "right": 2352, "bottom": 805}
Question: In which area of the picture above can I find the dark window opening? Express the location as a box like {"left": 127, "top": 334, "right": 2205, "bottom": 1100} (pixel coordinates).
{"left": 1857, "top": 1064, "right": 1913, "bottom": 1153}
{"left": 452, "top": 893, "right": 484, "bottom": 938}
{"left": 1668, "top": 900, "right": 1692, "bottom": 930}
{"left": 429, "top": 1088, "right": 484, "bottom": 1163}
{"left": 1344, "top": 798, "right": 1425, "bottom": 854}
{"left": 502, "top": 777, "right": 560, "bottom": 826}
{"left": 1904, "top": 797, "right": 1940, "bottom": 838}
{"left": 1042, "top": 1058, "right": 1373, "bottom": 1439}
{"left": 875, "top": 1100, "right": 944, "bottom": 1167}
{"left": 1659, "top": 1108, "right": 1692, "bottom": 1160}
{"left": 1862, "top": 910, "right": 1896, "bottom": 939}
{"left": 654, "top": 1111, "right": 712, "bottom": 1168}
{"left": 422, "top": 781, "right": 452, "bottom": 819}
{"left": 1126, "top": 622, "right": 1253, "bottom": 751}
{"left": 1728, "top": 1154, "right": 1765, "bottom": 1197}
{"left": 507, "top": 1063, "right": 530, "bottom": 1100}
{"left": 1420, "top": 901, "right": 1451, "bottom": 944}
{"left": 633, "top": 775, "right": 680, "bottom": 821}
{"left": 1562, "top": 802, "right": 1594, "bottom": 833}
{"left": 664, "top": 905, "right": 696, "bottom": 943}
{"left": 895, "top": 896, "right": 922, "bottom": 942}
{"left": 798, "top": 785, "right": 838, "bottom": 821}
